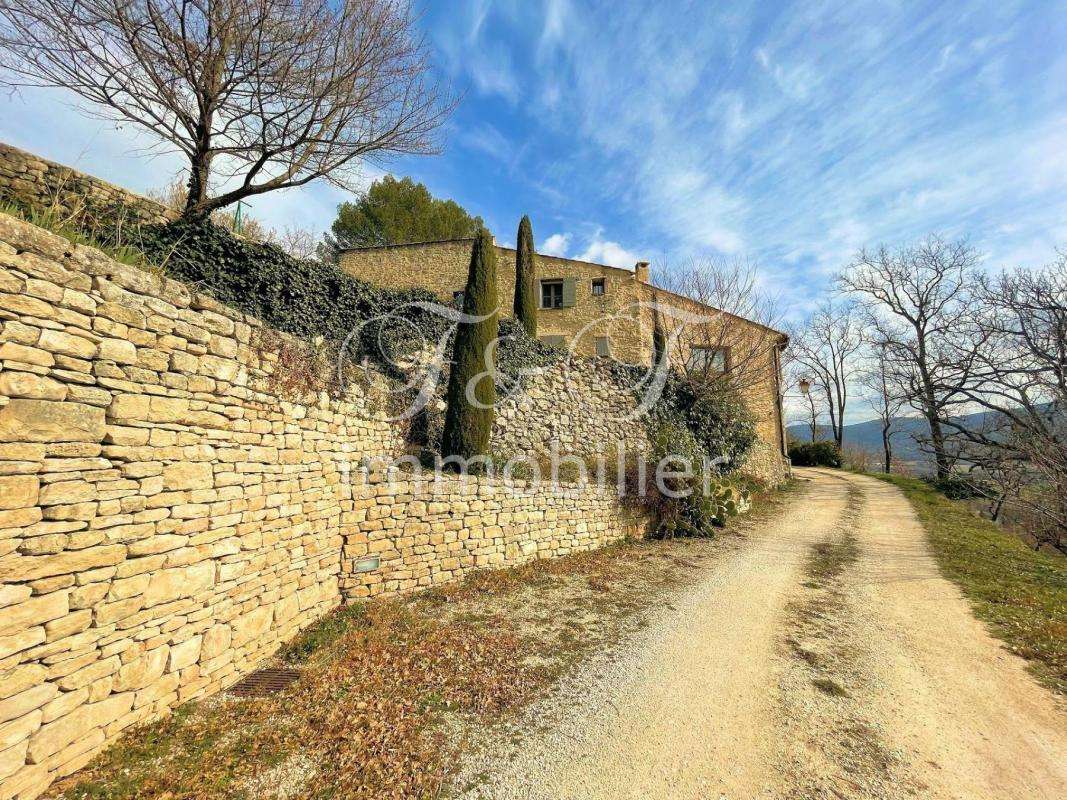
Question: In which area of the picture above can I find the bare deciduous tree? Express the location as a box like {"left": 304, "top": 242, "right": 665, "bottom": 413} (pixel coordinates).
{"left": 652, "top": 255, "right": 785, "bottom": 396}
{"left": 859, "top": 342, "right": 907, "bottom": 473}
{"left": 941, "top": 263, "right": 1066, "bottom": 550}
{"left": 840, "top": 236, "right": 981, "bottom": 479}
{"left": 789, "top": 299, "right": 863, "bottom": 448}
{"left": 0, "top": 0, "right": 452, "bottom": 220}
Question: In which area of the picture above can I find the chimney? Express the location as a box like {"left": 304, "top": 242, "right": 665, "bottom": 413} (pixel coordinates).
{"left": 634, "top": 261, "right": 650, "bottom": 283}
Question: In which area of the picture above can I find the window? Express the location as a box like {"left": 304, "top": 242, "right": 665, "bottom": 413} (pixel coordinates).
{"left": 452, "top": 290, "right": 464, "bottom": 305}
{"left": 539, "top": 335, "right": 566, "bottom": 348}
{"left": 541, "top": 280, "right": 564, "bottom": 309}
{"left": 688, "top": 346, "right": 728, "bottom": 373}
{"left": 592, "top": 278, "right": 605, "bottom": 296}
{"left": 595, "top": 336, "right": 611, "bottom": 357}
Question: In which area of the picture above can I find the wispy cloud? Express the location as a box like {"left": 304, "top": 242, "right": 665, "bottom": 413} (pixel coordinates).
{"left": 4, "top": 0, "right": 1066, "bottom": 317}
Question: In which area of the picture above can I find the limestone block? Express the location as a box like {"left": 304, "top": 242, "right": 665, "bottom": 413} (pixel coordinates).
{"left": 200, "top": 624, "right": 230, "bottom": 660}
{"left": 0, "top": 400, "right": 105, "bottom": 443}
{"left": 161, "top": 462, "right": 213, "bottom": 491}
{"left": 44, "top": 609, "right": 92, "bottom": 642}
{"left": 0, "top": 665, "right": 46, "bottom": 702}
{"left": 26, "top": 691, "right": 133, "bottom": 764}
{"left": 0, "top": 341, "right": 54, "bottom": 367}
{"left": 39, "top": 687, "right": 88, "bottom": 725}
{"left": 0, "top": 286, "right": 57, "bottom": 317}
{"left": 38, "top": 330, "right": 97, "bottom": 360}
{"left": 142, "top": 561, "right": 214, "bottom": 607}
{"left": 0, "top": 543, "right": 126, "bottom": 582}
{"left": 113, "top": 646, "right": 168, "bottom": 692}
{"left": 0, "top": 627, "right": 45, "bottom": 661}
{"left": 0, "top": 708, "right": 41, "bottom": 752}
{"left": 230, "top": 606, "right": 273, "bottom": 648}
{"left": 0, "top": 371, "right": 66, "bottom": 401}
{"left": 0, "top": 592, "right": 68, "bottom": 636}
{"left": 105, "top": 393, "right": 149, "bottom": 422}
{"left": 0, "top": 476, "right": 39, "bottom": 511}
{"left": 55, "top": 656, "right": 119, "bottom": 692}
{"left": 37, "top": 479, "right": 94, "bottom": 506}
{"left": 68, "top": 583, "right": 108, "bottom": 610}
{"left": 0, "top": 683, "right": 56, "bottom": 725}
{"left": 0, "top": 739, "right": 29, "bottom": 782}
{"left": 167, "top": 635, "right": 202, "bottom": 671}
{"left": 97, "top": 338, "right": 137, "bottom": 364}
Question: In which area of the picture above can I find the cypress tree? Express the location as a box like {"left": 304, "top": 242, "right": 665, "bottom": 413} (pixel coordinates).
{"left": 441, "top": 228, "right": 499, "bottom": 466}
{"left": 652, "top": 292, "right": 668, "bottom": 368}
{"left": 513, "top": 215, "right": 537, "bottom": 336}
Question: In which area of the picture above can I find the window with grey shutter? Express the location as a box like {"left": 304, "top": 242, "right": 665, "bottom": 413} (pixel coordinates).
{"left": 539, "top": 335, "right": 566, "bottom": 348}
{"left": 595, "top": 336, "right": 611, "bottom": 357}
{"left": 561, "top": 278, "right": 577, "bottom": 307}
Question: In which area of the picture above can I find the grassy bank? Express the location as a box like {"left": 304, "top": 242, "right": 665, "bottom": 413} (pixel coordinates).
{"left": 870, "top": 473, "right": 1066, "bottom": 695}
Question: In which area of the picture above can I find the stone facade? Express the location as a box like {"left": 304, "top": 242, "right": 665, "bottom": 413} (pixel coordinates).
{"left": 0, "top": 143, "right": 170, "bottom": 228}
{"left": 341, "top": 240, "right": 792, "bottom": 482}
{"left": 0, "top": 213, "right": 653, "bottom": 800}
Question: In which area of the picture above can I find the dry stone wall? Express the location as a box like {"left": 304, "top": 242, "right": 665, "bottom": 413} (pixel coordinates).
{"left": 0, "top": 213, "right": 651, "bottom": 800}
{"left": 0, "top": 143, "right": 170, "bottom": 228}
{"left": 341, "top": 473, "right": 647, "bottom": 599}
{"left": 493, "top": 359, "right": 648, "bottom": 461}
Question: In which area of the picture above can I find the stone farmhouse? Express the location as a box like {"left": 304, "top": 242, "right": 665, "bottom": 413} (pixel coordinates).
{"left": 341, "top": 239, "right": 791, "bottom": 477}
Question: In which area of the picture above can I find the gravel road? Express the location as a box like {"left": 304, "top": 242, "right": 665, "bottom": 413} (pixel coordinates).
{"left": 461, "top": 469, "right": 1067, "bottom": 800}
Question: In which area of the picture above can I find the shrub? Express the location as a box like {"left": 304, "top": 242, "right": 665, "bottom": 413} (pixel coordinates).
{"left": 654, "top": 379, "right": 758, "bottom": 471}
{"left": 626, "top": 416, "right": 753, "bottom": 538}
{"left": 788, "top": 440, "right": 842, "bottom": 467}
{"left": 441, "top": 230, "right": 498, "bottom": 466}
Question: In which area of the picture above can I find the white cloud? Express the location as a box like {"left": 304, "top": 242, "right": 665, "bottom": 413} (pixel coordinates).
{"left": 541, "top": 232, "right": 571, "bottom": 256}
{"left": 577, "top": 232, "right": 640, "bottom": 268}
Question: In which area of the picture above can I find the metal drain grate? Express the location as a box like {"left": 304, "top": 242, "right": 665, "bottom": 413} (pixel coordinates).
{"left": 230, "top": 667, "right": 302, "bottom": 697}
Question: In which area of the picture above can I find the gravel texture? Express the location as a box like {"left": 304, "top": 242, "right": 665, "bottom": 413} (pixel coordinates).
{"left": 457, "top": 469, "right": 1067, "bottom": 800}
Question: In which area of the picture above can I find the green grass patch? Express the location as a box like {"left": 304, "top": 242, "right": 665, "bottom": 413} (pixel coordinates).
{"left": 870, "top": 473, "right": 1067, "bottom": 695}
{"left": 275, "top": 602, "right": 368, "bottom": 664}
{"left": 0, "top": 201, "right": 163, "bottom": 273}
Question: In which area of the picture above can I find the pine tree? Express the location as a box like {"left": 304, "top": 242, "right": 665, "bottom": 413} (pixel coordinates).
{"left": 441, "top": 229, "right": 499, "bottom": 466}
{"left": 513, "top": 215, "right": 537, "bottom": 336}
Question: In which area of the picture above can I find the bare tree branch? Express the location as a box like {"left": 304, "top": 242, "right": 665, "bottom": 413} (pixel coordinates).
{"left": 0, "top": 0, "right": 454, "bottom": 219}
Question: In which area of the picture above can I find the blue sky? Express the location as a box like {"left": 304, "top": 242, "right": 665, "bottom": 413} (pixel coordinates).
{"left": 2, "top": 0, "right": 1066, "bottom": 321}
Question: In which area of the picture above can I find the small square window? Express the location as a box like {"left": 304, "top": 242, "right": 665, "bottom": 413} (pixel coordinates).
{"left": 452, "top": 290, "right": 465, "bottom": 305}
{"left": 592, "top": 278, "right": 605, "bottom": 296}
{"left": 595, "top": 336, "right": 611, "bottom": 357}
{"left": 541, "top": 280, "right": 564, "bottom": 309}
{"left": 688, "top": 346, "right": 727, "bottom": 373}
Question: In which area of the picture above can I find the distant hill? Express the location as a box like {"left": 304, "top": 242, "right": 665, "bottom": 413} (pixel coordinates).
{"left": 786, "top": 408, "right": 1001, "bottom": 468}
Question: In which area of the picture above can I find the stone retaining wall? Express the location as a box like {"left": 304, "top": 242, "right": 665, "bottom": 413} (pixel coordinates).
{"left": 492, "top": 359, "right": 648, "bottom": 461}
{"left": 0, "top": 214, "right": 650, "bottom": 800}
{"left": 341, "top": 473, "right": 648, "bottom": 600}
{"left": 0, "top": 143, "right": 170, "bottom": 228}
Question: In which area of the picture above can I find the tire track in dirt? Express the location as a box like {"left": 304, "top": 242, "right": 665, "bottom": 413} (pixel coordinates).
{"left": 458, "top": 470, "right": 1067, "bottom": 800}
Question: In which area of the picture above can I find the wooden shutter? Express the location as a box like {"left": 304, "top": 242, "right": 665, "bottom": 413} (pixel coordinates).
{"left": 562, "top": 278, "right": 577, "bottom": 307}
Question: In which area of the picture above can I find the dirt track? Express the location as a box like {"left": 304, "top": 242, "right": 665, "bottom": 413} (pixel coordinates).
{"left": 464, "top": 469, "right": 1067, "bottom": 800}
